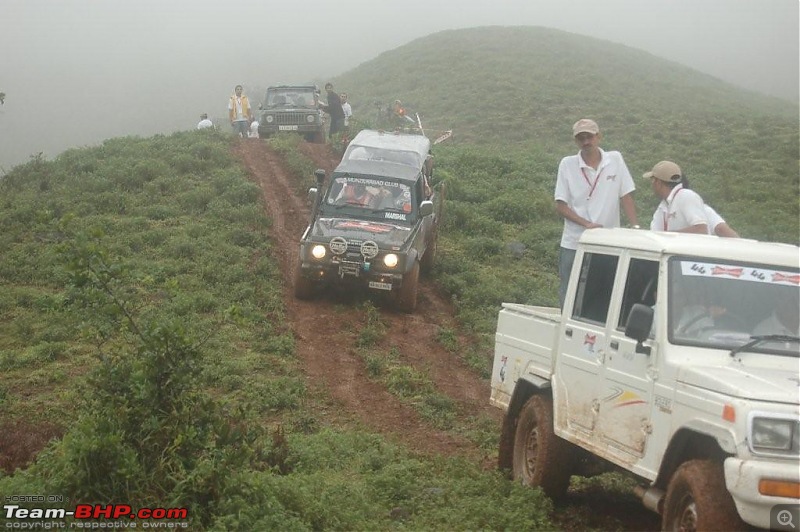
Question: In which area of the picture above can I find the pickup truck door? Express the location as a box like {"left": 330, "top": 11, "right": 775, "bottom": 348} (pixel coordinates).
{"left": 595, "top": 256, "right": 659, "bottom": 459}
{"left": 555, "top": 251, "right": 620, "bottom": 436}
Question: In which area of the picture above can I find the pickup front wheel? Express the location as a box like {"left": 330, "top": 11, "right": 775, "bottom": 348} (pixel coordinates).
{"left": 512, "top": 395, "right": 573, "bottom": 500}
{"left": 662, "top": 460, "right": 744, "bottom": 532}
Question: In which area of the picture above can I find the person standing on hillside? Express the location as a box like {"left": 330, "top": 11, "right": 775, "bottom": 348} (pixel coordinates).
{"left": 248, "top": 119, "right": 260, "bottom": 138}
{"left": 228, "top": 85, "right": 252, "bottom": 138}
{"left": 340, "top": 93, "right": 352, "bottom": 128}
{"left": 554, "top": 118, "right": 639, "bottom": 309}
{"left": 318, "top": 82, "right": 345, "bottom": 139}
{"left": 643, "top": 160, "right": 709, "bottom": 235}
{"left": 197, "top": 113, "right": 214, "bottom": 130}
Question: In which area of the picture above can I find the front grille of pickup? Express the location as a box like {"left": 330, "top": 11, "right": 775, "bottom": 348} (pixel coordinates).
{"left": 276, "top": 112, "right": 307, "bottom": 125}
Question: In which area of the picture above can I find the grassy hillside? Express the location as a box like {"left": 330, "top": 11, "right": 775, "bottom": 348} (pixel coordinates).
{"left": 0, "top": 26, "right": 797, "bottom": 530}
{"left": 0, "top": 131, "right": 557, "bottom": 530}
{"left": 333, "top": 26, "right": 799, "bottom": 242}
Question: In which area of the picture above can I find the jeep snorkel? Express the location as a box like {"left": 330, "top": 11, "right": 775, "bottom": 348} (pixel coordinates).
{"left": 307, "top": 169, "right": 326, "bottom": 223}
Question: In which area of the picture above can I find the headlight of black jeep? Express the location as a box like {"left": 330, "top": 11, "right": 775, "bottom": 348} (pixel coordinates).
{"left": 311, "top": 245, "right": 327, "bottom": 259}
{"left": 750, "top": 416, "right": 799, "bottom": 454}
{"left": 306, "top": 114, "right": 315, "bottom": 123}
{"left": 265, "top": 115, "right": 274, "bottom": 123}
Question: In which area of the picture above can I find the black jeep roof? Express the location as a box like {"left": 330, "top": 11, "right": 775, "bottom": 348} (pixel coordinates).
{"left": 332, "top": 159, "right": 421, "bottom": 182}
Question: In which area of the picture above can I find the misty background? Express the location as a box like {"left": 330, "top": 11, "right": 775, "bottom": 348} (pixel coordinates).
{"left": 1, "top": 0, "right": 797, "bottom": 173}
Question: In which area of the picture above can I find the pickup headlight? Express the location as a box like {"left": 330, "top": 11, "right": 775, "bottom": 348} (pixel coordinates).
{"left": 750, "top": 416, "right": 800, "bottom": 455}
{"left": 311, "top": 245, "right": 327, "bottom": 259}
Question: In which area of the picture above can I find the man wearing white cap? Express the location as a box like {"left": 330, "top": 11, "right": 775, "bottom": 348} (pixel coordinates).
{"left": 643, "top": 160, "right": 708, "bottom": 234}
{"left": 554, "top": 118, "right": 638, "bottom": 308}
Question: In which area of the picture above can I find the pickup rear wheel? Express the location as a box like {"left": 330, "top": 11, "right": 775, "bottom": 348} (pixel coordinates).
{"left": 662, "top": 460, "right": 744, "bottom": 532}
{"left": 395, "top": 261, "right": 419, "bottom": 313}
{"left": 512, "top": 394, "right": 573, "bottom": 500}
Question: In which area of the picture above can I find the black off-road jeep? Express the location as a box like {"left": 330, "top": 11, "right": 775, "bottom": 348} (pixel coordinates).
{"left": 294, "top": 130, "right": 443, "bottom": 312}
{"left": 258, "top": 85, "right": 326, "bottom": 143}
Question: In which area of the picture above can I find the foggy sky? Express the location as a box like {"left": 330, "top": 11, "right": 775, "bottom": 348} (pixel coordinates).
{"left": 1, "top": 0, "right": 797, "bottom": 173}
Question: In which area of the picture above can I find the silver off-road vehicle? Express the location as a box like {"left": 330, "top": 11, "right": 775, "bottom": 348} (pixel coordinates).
{"left": 294, "top": 130, "right": 443, "bottom": 313}
{"left": 258, "top": 85, "right": 325, "bottom": 143}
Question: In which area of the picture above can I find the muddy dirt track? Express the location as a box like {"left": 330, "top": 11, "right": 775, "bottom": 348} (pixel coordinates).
{"left": 234, "top": 138, "right": 660, "bottom": 532}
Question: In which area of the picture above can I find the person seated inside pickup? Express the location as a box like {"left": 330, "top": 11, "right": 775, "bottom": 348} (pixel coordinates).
{"left": 672, "top": 283, "right": 745, "bottom": 337}
{"left": 752, "top": 289, "right": 799, "bottom": 337}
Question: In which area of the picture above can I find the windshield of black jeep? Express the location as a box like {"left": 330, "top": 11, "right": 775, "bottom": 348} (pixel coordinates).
{"left": 323, "top": 176, "right": 415, "bottom": 223}
{"left": 265, "top": 89, "right": 316, "bottom": 108}
{"left": 668, "top": 257, "right": 799, "bottom": 356}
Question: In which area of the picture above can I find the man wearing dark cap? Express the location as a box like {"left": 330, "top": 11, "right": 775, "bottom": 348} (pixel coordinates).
{"left": 644, "top": 160, "right": 708, "bottom": 234}
{"left": 554, "top": 118, "right": 638, "bottom": 308}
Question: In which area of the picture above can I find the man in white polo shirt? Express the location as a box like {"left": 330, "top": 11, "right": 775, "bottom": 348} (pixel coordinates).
{"left": 644, "top": 160, "right": 708, "bottom": 234}
{"left": 554, "top": 118, "right": 639, "bottom": 309}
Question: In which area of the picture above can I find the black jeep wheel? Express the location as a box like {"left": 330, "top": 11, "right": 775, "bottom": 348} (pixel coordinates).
{"left": 512, "top": 394, "right": 574, "bottom": 500}
{"left": 662, "top": 460, "right": 744, "bottom": 532}
{"left": 420, "top": 233, "right": 437, "bottom": 274}
{"left": 293, "top": 263, "right": 315, "bottom": 300}
{"left": 395, "top": 261, "right": 419, "bottom": 313}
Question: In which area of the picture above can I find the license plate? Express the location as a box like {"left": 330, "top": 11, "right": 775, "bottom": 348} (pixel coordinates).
{"left": 278, "top": 125, "right": 298, "bottom": 131}
{"left": 369, "top": 281, "right": 392, "bottom": 291}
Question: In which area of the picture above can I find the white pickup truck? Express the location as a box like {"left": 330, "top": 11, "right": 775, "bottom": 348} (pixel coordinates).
{"left": 491, "top": 228, "right": 799, "bottom": 531}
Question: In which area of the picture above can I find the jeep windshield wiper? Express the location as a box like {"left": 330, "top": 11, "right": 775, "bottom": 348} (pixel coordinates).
{"left": 334, "top": 201, "right": 366, "bottom": 209}
{"left": 729, "top": 335, "right": 800, "bottom": 357}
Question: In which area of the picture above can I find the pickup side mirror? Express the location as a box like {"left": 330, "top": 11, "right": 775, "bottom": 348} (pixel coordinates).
{"left": 307, "top": 188, "right": 318, "bottom": 204}
{"left": 625, "top": 303, "right": 654, "bottom": 355}
{"left": 419, "top": 200, "right": 434, "bottom": 217}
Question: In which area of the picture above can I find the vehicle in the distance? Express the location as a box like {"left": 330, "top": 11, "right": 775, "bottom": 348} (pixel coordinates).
{"left": 258, "top": 85, "right": 325, "bottom": 143}
{"left": 294, "top": 129, "right": 443, "bottom": 312}
{"left": 491, "top": 228, "right": 799, "bottom": 530}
